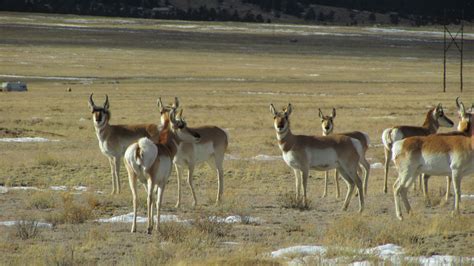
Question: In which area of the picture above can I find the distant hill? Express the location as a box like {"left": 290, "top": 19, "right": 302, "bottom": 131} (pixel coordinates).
{"left": 0, "top": 0, "right": 471, "bottom": 25}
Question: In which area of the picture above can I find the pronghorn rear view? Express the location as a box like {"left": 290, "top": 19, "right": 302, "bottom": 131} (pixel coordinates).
{"left": 167, "top": 100, "right": 228, "bottom": 208}
{"left": 88, "top": 94, "right": 159, "bottom": 194}
{"left": 381, "top": 104, "right": 454, "bottom": 193}
{"left": 270, "top": 103, "right": 364, "bottom": 212}
{"left": 318, "top": 108, "right": 371, "bottom": 198}
{"left": 391, "top": 99, "right": 473, "bottom": 220}
{"left": 124, "top": 102, "right": 201, "bottom": 234}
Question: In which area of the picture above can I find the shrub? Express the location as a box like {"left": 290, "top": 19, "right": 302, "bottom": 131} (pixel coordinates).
{"left": 46, "top": 193, "right": 93, "bottom": 225}
{"left": 26, "top": 191, "right": 55, "bottom": 209}
{"left": 15, "top": 219, "right": 41, "bottom": 240}
{"left": 277, "top": 191, "right": 311, "bottom": 211}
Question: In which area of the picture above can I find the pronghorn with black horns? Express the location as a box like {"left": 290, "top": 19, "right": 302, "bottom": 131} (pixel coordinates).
{"left": 124, "top": 102, "right": 201, "bottom": 234}
{"left": 270, "top": 103, "right": 364, "bottom": 212}
{"left": 169, "top": 100, "right": 228, "bottom": 208}
{"left": 391, "top": 98, "right": 473, "bottom": 220}
{"left": 381, "top": 104, "right": 454, "bottom": 194}
{"left": 319, "top": 108, "right": 371, "bottom": 198}
{"left": 88, "top": 94, "right": 160, "bottom": 194}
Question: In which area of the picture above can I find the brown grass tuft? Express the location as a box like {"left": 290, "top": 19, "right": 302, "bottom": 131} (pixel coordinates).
{"left": 277, "top": 191, "right": 311, "bottom": 211}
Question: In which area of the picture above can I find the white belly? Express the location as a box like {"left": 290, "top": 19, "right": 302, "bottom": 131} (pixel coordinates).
{"left": 307, "top": 148, "right": 338, "bottom": 171}
{"left": 174, "top": 142, "right": 214, "bottom": 166}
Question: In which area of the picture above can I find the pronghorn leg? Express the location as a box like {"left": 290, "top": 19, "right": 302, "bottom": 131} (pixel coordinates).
{"left": 125, "top": 161, "right": 138, "bottom": 233}
{"left": 451, "top": 172, "right": 462, "bottom": 215}
{"left": 186, "top": 165, "right": 197, "bottom": 207}
{"left": 293, "top": 169, "right": 302, "bottom": 201}
{"left": 334, "top": 169, "right": 340, "bottom": 199}
{"left": 301, "top": 169, "right": 309, "bottom": 207}
{"left": 383, "top": 147, "right": 391, "bottom": 194}
{"left": 146, "top": 179, "right": 154, "bottom": 234}
{"left": 322, "top": 171, "right": 328, "bottom": 198}
{"left": 393, "top": 177, "right": 403, "bottom": 220}
{"left": 337, "top": 167, "right": 355, "bottom": 211}
{"left": 114, "top": 156, "right": 121, "bottom": 194}
{"left": 445, "top": 176, "right": 452, "bottom": 201}
{"left": 422, "top": 174, "right": 430, "bottom": 204}
{"left": 360, "top": 159, "right": 370, "bottom": 196}
{"left": 155, "top": 182, "right": 165, "bottom": 232}
{"left": 174, "top": 164, "right": 183, "bottom": 208}
{"left": 215, "top": 158, "right": 224, "bottom": 205}
{"left": 108, "top": 157, "right": 117, "bottom": 194}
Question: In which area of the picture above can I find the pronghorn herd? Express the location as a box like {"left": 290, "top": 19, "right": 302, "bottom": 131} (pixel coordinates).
{"left": 90, "top": 94, "right": 472, "bottom": 232}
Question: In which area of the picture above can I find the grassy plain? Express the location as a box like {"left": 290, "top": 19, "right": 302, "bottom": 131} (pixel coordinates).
{"left": 0, "top": 12, "right": 473, "bottom": 264}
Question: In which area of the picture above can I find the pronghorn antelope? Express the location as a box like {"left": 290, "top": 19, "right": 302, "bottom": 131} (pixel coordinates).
{"left": 270, "top": 103, "right": 364, "bottom": 212}
{"left": 88, "top": 94, "right": 160, "bottom": 194}
{"left": 381, "top": 104, "right": 454, "bottom": 193}
{"left": 391, "top": 100, "right": 473, "bottom": 220}
{"left": 422, "top": 98, "right": 472, "bottom": 202}
{"left": 171, "top": 106, "right": 228, "bottom": 208}
{"left": 124, "top": 104, "right": 201, "bottom": 234}
{"left": 319, "top": 108, "right": 371, "bottom": 198}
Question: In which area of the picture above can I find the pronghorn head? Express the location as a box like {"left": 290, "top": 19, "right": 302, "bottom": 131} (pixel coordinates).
{"left": 157, "top": 97, "right": 179, "bottom": 125}
{"left": 455, "top": 97, "right": 471, "bottom": 133}
{"left": 88, "top": 93, "right": 110, "bottom": 127}
{"left": 169, "top": 108, "right": 201, "bottom": 143}
{"left": 270, "top": 103, "right": 292, "bottom": 134}
{"left": 318, "top": 108, "right": 336, "bottom": 136}
{"left": 433, "top": 103, "right": 454, "bottom": 128}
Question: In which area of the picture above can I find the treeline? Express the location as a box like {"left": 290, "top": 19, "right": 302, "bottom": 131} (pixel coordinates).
{"left": 244, "top": 0, "right": 473, "bottom": 23}
{"left": 0, "top": 0, "right": 471, "bottom": 23}
{"left": 0, "top": 0, "right": 268, "bottom": 23}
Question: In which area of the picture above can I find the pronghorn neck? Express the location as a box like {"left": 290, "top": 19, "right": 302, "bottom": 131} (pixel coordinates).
{"left": 276, "top": 127, "right": 295, "bottom": 152}
{"left": 422, "top": 109, "right": 439, "bottom": 134}
{"left": 158, "top": 118, "right": 179, "bottom": 158}
{"left": 94, "top": 118, "right": 111, "bottom": 142}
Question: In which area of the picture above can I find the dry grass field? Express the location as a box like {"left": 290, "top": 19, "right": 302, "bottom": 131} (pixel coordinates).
{"left": 0, "top": 12, "right": 473, "bottom": 265}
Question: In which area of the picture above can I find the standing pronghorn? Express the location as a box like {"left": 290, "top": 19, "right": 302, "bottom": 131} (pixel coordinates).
{"left": 88, "top": 94, "right": 160, "bottom": 194}
{"left": 270, "top": 103, "right": 364, "bottom": 212}
{"left": 381, "top": 104, "right": 454, "bottom": 193}
{"left": 391, "top": 99, "right": 473, "bottom": 220}
{"left": 318, "top": 108, "right": 371, "bottom": 198}
{"left": 170, "top": 102, "right": 228, "bottom": 208}
{"left": 124, "top": 104, "right": 201, "bottom": 234}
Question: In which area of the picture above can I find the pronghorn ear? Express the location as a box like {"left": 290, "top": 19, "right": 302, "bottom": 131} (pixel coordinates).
{"left": 88, "top": 93, "right": 96, "bottom": 111}
{"left": 285, "top": 103, "right": 292, "bottom": 116}
{"left": 332, "top": 108, "right": 336, "bottom": 118}
{"left": 173, "top": 97, "right": 180, "bottom": 109}
{"left": 157, "top": 97, "right": 164, "bottom": 112}
{"left": 270, "top": 104, "right": 277, "bottom": 116}
{"left": 104, "top": 95, "right": 110, "bottom": 110}
{"left": 318, "top": 108, "right": 323, "bottom": 119}
{"left": 456, "top": 97, "right": 465, "bottom": 116}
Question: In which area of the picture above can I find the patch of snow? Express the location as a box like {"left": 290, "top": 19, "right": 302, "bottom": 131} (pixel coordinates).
{"left": 50, "top": 186, "right": 67, "bottom": 191}
{"left": 224, "top": 154, "right": 240, "bottom": 160}
{"left": 271, "top": 245, "right": 327, "bottom": 258}
{"left": 308, "top": 74, "right": 320, "bottom": 77}
{"left": 271, "top": 243, "right": 474, "bottom": 265}
{"left": 0, "top": 74, "right": 95, "bottom": 81}
{"left": 370, "top": 116, "right": 397, "bottom": 120}
{"left": 79, "top": 117, "right": 87, "bottom": 122}
{"left": 0, "top": 137, "right": 57, "bottom": 143}
{"left": 370, "top": 162, "right": 384, "bottom": 169}
{"left": 96, "top": 212, "right": 185, "bottom": 223}
{"left": 0, "top": 220, "right": 53, "bottom": 228}
{"left": 73, "top": 186, "right": 88, "bottom": 192}
{"left": 209, "top": 215, "right": 264, "bottom": 224}
{"left": 461, "top": 194, "right": 474, "bottom": 199}
{"left": 252, "top": 154, "right": 281, "bottom": 161}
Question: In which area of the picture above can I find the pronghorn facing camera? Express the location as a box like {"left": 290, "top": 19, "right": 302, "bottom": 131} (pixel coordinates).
{"left": 391, "top": 99, "right": 473, "bottom": 220}
{"left": 381, "top": 104, "right": 454, "bottom": 193}
{"left": 88, "top": 94, "right": 160, "bottom": 194}
{"left": 172, "top": 107, "right": 228, "bottom": 208}
{"left": 270, "top": 103, "right": 364, "bottom": 212}
{"left": 319, "top": 108, "right": 371, "bottom": 198}
{"left": 124, "top": 105, "right": 201, "bottom": 234}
